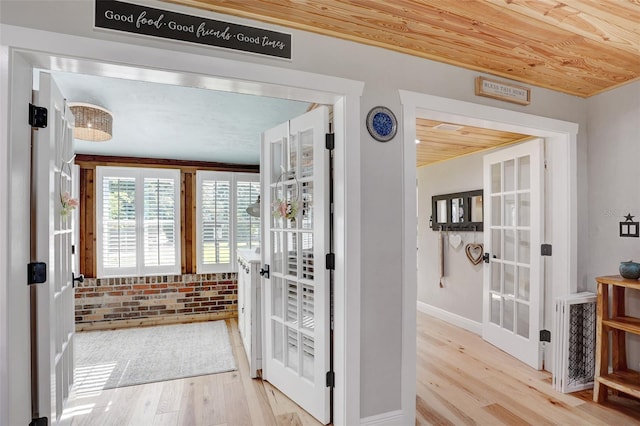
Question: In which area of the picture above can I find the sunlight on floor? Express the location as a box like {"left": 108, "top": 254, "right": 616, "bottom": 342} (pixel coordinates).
{"left": 60, "top": 362, "right": 116, "bottom": 423}
{"left": 73, "top": 362, "right": 116, "bottom": 397}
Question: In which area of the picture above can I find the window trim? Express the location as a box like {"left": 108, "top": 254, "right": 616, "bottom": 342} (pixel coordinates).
{"left": 96, "top": 166, "right": 181, "bottom": 278}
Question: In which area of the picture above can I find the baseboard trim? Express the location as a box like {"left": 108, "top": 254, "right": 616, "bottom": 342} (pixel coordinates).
{"left": 416, "top": 301, "right": 482, "bottom": 335}
{"left": 75, "top": 311, "right": 236, "bottom": 331}
{"left": 360, "top": 410, "right": 405, "bottom": 425}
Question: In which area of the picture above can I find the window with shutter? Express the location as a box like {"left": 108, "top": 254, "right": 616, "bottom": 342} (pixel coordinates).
{"left": 196, "top": 171, "right": 260, "bottom": 273}
{"left": 97, "top": 167, "right": 181, "bottom": 277}
{"left": 236, "top": 173, "right": 261, "bottom": 252}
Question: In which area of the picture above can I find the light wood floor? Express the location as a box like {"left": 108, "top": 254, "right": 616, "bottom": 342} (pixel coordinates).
{"left": 416, "top": 311, "right": 640, "bottom": 425}
{"left": 60, "top": 318, "right": 322, "bottom": 426}
{"left": 61, "top": 312, "right": 640, "bottom": 425}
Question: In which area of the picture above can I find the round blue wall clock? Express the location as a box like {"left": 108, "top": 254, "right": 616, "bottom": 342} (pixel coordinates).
{"left": 366, "top": 106, "right": 397, "bottom": 142}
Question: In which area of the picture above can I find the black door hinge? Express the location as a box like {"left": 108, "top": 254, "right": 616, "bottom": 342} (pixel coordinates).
{"left": 540, "top": 329, "right": 551, "bottom": 342}
{"left": 29, "top": 103, "right": 47, "bottom": 129}
{"left": 259, "top": 264, "right": 270, "bottom": 279}
{"left": 541, "top": 244, "right": 552, "bottom": 256}
{"left": 326, "top": 371, "right": 335, "bottom": 388}
{"left": 325, "top": 133, "right": 335, "bottom": 150}
{"left": 28, "top": 262, "right": 47, "bottom": 285}
{"left": 325, "top": 253, "right": 335, "bottom": 270}
{"left": 30, "top": 416, "right": 48, "bottom": 426}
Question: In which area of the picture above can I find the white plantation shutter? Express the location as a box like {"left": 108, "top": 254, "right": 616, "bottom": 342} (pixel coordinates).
{"left": 196, "top": 171, "right": 260, "bottom": 273}
{"left": 102, "top": 176, "right": 137, "bottom": 271}
{"left": 236, "top": 173, "right": 261, "bottom": 252}
{"left": 97, "top": 167, "right": 180, "bottom": 277}
{"left": 144, "top": 177, "right": 177, "bottom": 267}
{"left": 197, "top": 171, "right": 232, "bottom": 272}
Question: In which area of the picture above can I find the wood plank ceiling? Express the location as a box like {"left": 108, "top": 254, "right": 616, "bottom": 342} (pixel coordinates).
{"left": 165, "top": 0, "right": 640, "bottom": 166}
{"left": 416, "top": 119, "right": 532, "bottom": 166}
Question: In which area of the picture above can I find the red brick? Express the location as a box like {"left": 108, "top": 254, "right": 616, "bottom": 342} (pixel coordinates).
{"left": 149, "top": 305, "right": 166, "bottom": 310}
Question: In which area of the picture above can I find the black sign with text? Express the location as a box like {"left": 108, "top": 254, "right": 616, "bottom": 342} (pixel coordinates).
{"left": 94, "top": 0, "right": 292, "bottom": 59}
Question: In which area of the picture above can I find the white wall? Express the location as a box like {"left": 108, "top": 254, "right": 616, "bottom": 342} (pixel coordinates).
{"left": 586, "top": 81, "right": 640, "bottom": 367}
{"left": 1, "top": 0, "right": 593, "bottom": 421}
{"left": 586, "top": 81, "right": 640, "bottom": 285}
{"left": 417, "top": 152, "right": 485, "bottom": 324}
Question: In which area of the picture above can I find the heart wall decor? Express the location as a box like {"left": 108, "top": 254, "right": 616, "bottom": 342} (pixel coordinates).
{"left": 449, "top": 234, "right": 463, "bottom": 249}
{"left": 465, "top": 243, "right": 484, "bottom": 265}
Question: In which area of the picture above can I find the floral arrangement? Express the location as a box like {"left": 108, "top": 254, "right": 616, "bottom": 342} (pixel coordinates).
{"left": 272, "top": 199, "right": 298, "bottom": 220}
{"left": 60, "top": 191, "right": 79, "bottom": 217}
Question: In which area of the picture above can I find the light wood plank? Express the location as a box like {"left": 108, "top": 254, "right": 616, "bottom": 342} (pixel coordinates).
{"left": 417, "top": 311, "right": 640, "bottom": 425}
{"left": 62, "top": 312, "right": 640, "bottom": 425}
{"left": 164, "top": 0, "right": 640, "bottom": 97}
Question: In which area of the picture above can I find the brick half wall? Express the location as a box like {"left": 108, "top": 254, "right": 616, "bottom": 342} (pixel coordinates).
{"left": 75, "top": 273, "right": 237, "bottom": 331}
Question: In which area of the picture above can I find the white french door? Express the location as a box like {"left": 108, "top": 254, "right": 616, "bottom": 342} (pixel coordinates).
{"left": 32, "top": 72, "right": 76, "bottom": 424}
{"left": 482, "top": 138, "right": 544, "bottom": 370}
{"left": 262, "top": 106, "right": 331, "bottom": 424}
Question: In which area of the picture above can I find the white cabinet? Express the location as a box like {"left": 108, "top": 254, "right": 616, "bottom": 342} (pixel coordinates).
{"left": 237, "top": 249, "right": 262, "bottom": 378}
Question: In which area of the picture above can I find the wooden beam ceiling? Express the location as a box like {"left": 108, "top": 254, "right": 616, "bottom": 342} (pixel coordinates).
{"left": 164, "top": 0, "right": 640, "bottom": 98}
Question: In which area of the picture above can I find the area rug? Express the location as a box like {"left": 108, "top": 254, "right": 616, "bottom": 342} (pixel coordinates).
{"left": 74, "top": 320, "right": 237, "bottom": 390}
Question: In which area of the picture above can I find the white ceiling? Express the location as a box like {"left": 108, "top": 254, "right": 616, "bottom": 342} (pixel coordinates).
{"left": 49, "top": 71, "right": 310, "bottom": 165}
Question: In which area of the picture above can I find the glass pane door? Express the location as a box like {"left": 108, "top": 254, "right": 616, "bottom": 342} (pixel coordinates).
{"left": 483, "top": 138, "right": 544, "bottom": 370}
{"left": 262, "top": 106, "right": 330, "bottom": 423}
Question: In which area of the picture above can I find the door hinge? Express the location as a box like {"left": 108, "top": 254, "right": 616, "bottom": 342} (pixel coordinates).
{"left": 326, "top": 371, "right": 335, "bottom": 388}
{"left": 325, "top": 253, "right": 335, "bottom": 270}
{"left": 30, "top": 416, "right": 48, "bottom": 426}
{"left": 259, "top": 264, "right": 270, "bottom": 279}
{"left": 540, "top": 329, "right": 551, "bottom": 342}
{"left": 27, "top": 262, "right": 47, "bottom": 285}
{"left": 29, "top": 103, "right": 48, "bottom": 129}
{"left": 325, "top": 133, "right": 335, "bottom": 150}
{"left": 541, "top": 244, "right": 552, "bottom": 256}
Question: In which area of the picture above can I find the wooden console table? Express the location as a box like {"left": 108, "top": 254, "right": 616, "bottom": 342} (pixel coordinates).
{"left": 593, "top": 275, "right": 640, "bottom": 402}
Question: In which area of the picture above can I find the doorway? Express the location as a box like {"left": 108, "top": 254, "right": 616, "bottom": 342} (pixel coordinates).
{"left": 401, "top": 90, "right": 579, "bottom": 408}
{"left": 2, "top": 27, "right": 363, "bottom": 426}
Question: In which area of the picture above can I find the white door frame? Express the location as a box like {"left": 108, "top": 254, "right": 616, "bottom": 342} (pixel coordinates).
{"left": 0, "top": 24, "right": 363, "bottom": 426}
{"left": 400, "top": 90, "right": 579, "bottom": 414}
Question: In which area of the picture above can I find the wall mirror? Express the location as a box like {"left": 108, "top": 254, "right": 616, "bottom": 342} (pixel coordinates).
{"left": 431, "top": 190, "right": 483, "bottom": 231}
{"left": 436, "top": 199, "right": 448, "bottom": 224}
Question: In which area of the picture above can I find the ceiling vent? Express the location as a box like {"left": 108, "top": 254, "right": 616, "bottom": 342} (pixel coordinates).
{"left": 432, "top": 123, "right": 464, "bottom": 132}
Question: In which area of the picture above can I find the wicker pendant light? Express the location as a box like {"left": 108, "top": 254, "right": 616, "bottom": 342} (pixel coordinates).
{"left": 69, "top": 103, "right": 113, "bottom": 142}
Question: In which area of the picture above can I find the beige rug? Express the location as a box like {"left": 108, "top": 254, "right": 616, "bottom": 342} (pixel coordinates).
{"left": 74, "top": 320, "right": 236, "bottom": 390}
